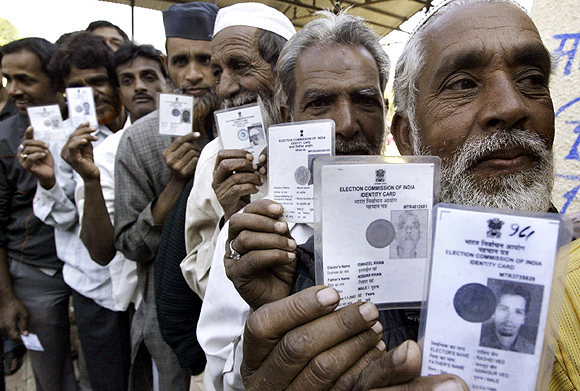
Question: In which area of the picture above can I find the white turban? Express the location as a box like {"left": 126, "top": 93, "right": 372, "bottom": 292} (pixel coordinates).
{"left": 213, "top": 2, "right": 296, "bottom": 41}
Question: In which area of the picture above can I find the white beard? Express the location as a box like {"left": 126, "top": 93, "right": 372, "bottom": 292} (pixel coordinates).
{"left": 415, "top": 129, "right": 554, "bottom": 213}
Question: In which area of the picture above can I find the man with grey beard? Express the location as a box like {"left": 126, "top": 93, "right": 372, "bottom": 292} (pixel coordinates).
{"left": 181, "top": 2, "right": 296, "bottom": 298}
{"left": 222, "top": 0, "right": 556, "bottom": 390}
{"left": 113, "top": 3, "right": 220, "bottom": 389}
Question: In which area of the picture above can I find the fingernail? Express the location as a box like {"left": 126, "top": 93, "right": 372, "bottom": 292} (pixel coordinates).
{"left": 22, "top": 331, "right": 29, "bottom": 336}
{"left": 253, "top": 164, "right": 258, "bottom": 170}
{"left": 433, "top": 379, "right": 464, "bottom": 391}
{"left": 393, "top": 340, "right": 408, "bottom": 365}
{"left": 259, "top": 177, "right": 264, "bottom": 185}
{"left": 288, "top": 252, "right": 296, "bottom": 260}
{"left": 193, "top": 132, "right": 201, "bottom": 137}
{"left": 259, "top": 167, "right": 266, "bottom": 175}
{"left": 376, "top": 340, "right": 386, "bottom": 351}
{"left": 268, "top": 203, "right": 282, "bottom": 214}
{"left": 371, "top": 321, "right": 383, "bottom": 334}
{"left": 259, "top": 154, "right": 266, "bottom": 163}
{"left": 316, "top": 287, "right": 339, "bottom": 306}
{"left": 246, "top": 153, "right": 253, "bottom": 161}
{"left": 359, "top": 302, "right": 378, "bottom": 322}
{"left": 274, "top": 221, "right": 287, "bottom": 233}
{"left": 287, "top": 239, "right": 296, "bottom": 250}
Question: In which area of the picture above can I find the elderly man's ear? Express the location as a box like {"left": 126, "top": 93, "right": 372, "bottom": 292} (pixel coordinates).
{"left": 391, "top": 112, "right": 414, "bottom": 156}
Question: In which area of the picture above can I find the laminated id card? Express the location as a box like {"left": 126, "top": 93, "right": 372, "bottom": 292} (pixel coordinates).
{"left": 66, "top": 87, "right": 98, "bottom": 128}
{"left": 268, "top": 119, "right": 334, "bottom": 223}
{"left": 158, "top": 93, "right": 194, "bottom": 136}
{"left": 27, "top": 104, "right": 66, "bottom": 144}
{"left": 420, "top": 204, "right": 570, "bottom": 391}
{"left": 214, "top": 103, "right": 266, "bottom": 165}
{"left": 314, "top": 156, "right": 440, "bottom": 308}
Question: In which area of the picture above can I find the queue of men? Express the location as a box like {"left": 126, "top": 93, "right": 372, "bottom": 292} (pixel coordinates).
{"left": 1, "top": 0, "right": 579, "bottom": 390}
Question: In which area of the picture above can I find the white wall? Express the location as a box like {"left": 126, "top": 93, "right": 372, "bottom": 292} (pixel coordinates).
{"left": 533, "top": 0, "right": 580, "bottom": 214}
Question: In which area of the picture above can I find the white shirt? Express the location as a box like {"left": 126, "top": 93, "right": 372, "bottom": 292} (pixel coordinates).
{"left": 74, "top": 127, "right": 140, "bottom": 311}
{"left": 181, "top": 137, "right": 267, "bottom": 298}
{"left": 33, "top": 119, "right": 136, "bottom": 311}
{"left": 197, "top": 217, "right": 313, "bottom": 391}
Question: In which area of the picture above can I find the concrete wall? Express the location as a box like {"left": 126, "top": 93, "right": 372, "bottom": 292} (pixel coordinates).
{"left": 533, "top": 0, "right": 580, "bottom": 215}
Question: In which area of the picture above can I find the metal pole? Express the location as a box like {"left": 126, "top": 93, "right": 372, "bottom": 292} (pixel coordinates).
{"left": 131, "top": 0, "right": 135, "bottom": 42}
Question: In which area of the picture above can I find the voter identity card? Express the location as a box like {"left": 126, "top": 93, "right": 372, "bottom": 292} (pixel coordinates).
{"left": 420, "top": 204, "right": 569, "bottom": 391}
{"left": 21, "top": 333, "right": 44, "bottom": 352}
{"left": 66, "top": 87, "right": 98, "bottom": 128}
{"left": 215, "top": 103, "right": 266, "bottom": 165}
{"left": 158, "top": 93, "right": 194, "bottom": 136}
{"left": 27, "top": 104, "right": 66, "bottom": 144}
{"left": 268, "top": 120, "right": 335, "bottom": 224}
{"left": 314, "top": 156, "right": 440, "bottom": 309}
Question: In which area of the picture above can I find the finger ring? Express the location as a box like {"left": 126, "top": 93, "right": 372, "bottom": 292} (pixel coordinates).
{"left": 229, "top": 240, "right": 241, "bottom": 260}
{"left": 20, "top": 153, "right": 28, "bottom": 160}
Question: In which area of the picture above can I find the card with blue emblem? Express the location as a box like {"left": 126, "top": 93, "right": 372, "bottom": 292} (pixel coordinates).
{"left": 420, "top": 204, "right": 570, "bottom": 391}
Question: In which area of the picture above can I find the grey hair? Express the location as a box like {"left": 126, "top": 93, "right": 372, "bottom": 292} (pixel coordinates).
{"left": 276, "top": 11, "right": 390, "bottom": 109}
{"left": 257, "top": 29, "right": 288, "bottom": 75}
{"left": 393, "top": 0, "right": 528, "bottom": 152}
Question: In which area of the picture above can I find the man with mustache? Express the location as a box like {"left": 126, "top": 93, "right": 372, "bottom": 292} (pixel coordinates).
{"left": 197, "top": 11, "right": 393, "bottom": 390}
{"left": 0, "top": 37, "right": 77, "bottom": 391}
{"left": 113, "top": 3, "right": 219, "bottom": 389}
{"left": 17, "top": 31, "right": 134, "bottom": 391}
{"left": 180, "top": 2, "right": 296, "bottom": 298}
{"left": 114, "top": 43, "right": 167, "bottom": 123}
{"left": 222, "top": 0, "right": 558, "bottom": 389}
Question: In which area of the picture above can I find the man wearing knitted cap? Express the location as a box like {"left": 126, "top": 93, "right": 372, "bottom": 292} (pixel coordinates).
{"left": 181, "top": 1, "right": 294, "bottom": 303}
{"left": 113, "top": 2, "right": 219, "bottom": 390}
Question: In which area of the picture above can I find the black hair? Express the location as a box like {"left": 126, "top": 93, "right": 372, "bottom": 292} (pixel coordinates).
{"left": 86, "top": 20, "right": 129, "bottom": 41}
{"left": 114, "top": 42, "right": 167, "bottom": 78}
{"left": 1, "top": 38, "right": 56, "bottom": 77}
{"left": 48, "top": 31, "right": 117, "bottom": 90}
{"left": 498, "top": 284, "right": 532, "bottom": 313}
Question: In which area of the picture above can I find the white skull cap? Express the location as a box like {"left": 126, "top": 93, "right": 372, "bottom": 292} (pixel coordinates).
{"left": 213, "top": 2, "right": 296, "bottom": 41}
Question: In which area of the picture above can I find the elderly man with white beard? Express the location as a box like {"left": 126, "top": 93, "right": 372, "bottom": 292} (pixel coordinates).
{"left": 180, "top": 2, "right": 296, "bottom": 298}
{"left": 221, "top": 0, "right": 564, "bottom": 389}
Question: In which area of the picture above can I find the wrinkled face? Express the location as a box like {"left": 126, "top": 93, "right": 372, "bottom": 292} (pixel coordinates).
{"left": 64, "top": 66, "right": 121, "bottom": 126}
{"left": 2, "top": 50, "right": 59, "bottom": 116}
{"left": 211, "top": 26, "right": 275, "bottom": 107}
{"left": 91, "top": 26, "right": 126, "bottom": 52}
{"left": 395, "top": 2, "right": 555, "bottom": 212}
{"left": 494, "top": 294, "right": 526, "bottom": 338}
{"left": 396, "top": 213, "right": 420, "bottom": 247}
{"left": 289, "top": 44, "right": 386, "bottom": 156}
{"left": 116, "top": 55, "right": 166, "bottom": 121}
